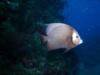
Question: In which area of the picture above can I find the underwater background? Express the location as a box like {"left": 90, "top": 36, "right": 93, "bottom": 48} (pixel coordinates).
{"left": 0, "top": 0, "right": 100, "bottom": 75}
{"left": 63, "top": 0, "right": 100, "bottom": 75}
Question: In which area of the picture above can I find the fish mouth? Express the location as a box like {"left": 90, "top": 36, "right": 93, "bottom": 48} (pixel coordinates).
{"left": 79, "top": 39, "right": 83, "bottom": 44}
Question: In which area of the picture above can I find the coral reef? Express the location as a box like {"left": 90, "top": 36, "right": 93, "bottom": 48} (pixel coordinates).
{"left": 0, "top": 0, "right": 76, "bottom": 75}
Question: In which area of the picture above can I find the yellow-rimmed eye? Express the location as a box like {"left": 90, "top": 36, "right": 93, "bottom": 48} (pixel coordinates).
{"left": 76, "top": 35, "right": 78, "bottom": 38}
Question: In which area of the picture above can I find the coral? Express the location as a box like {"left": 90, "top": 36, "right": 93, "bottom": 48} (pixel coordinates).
{"left": 0, "top": 0, "right": 76, "bottom": 75}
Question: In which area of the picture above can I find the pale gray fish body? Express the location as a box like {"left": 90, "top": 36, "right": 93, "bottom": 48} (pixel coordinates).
{"left": 41, "top": 23, "right": 83, "bottom": 52}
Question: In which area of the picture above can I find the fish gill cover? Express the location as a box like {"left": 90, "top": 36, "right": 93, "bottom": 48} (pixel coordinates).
{"left": 0, "top": 0, "right": 77, "bottom": 75}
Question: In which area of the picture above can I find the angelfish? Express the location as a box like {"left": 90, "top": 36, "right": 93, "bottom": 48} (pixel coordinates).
{"left": 40, "top": 23, "right": 83, "bottom": 52}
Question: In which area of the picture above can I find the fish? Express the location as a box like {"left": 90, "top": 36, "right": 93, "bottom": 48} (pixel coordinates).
{"left": 40, "top": 23, "right": 83, "bottom": 52}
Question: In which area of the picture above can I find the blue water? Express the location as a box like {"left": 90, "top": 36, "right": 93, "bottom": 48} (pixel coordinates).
{"left": 62, "top": 0, "right": 100, "bottom": 74}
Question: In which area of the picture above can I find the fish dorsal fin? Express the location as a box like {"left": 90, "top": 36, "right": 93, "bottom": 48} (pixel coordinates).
{"left": 46, "top": 23, "right": 66, "bottom": 35}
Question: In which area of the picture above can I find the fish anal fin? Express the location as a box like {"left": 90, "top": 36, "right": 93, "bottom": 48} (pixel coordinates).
{"left": 63, "top": 48, "right": 70, "bottom": 53}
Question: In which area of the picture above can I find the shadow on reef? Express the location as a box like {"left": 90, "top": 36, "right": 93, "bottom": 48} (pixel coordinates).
{"left": 44, "top": 48, "right": 79, "bottom": 75}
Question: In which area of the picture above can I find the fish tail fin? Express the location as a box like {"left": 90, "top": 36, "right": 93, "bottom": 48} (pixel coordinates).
{"left": 41, "top": 34, "right": 48, "bottom": 43}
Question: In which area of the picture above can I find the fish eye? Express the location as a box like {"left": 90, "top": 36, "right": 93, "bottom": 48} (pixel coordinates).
{"left": 76, "top": 35, "right": 78, "bottom": 38}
